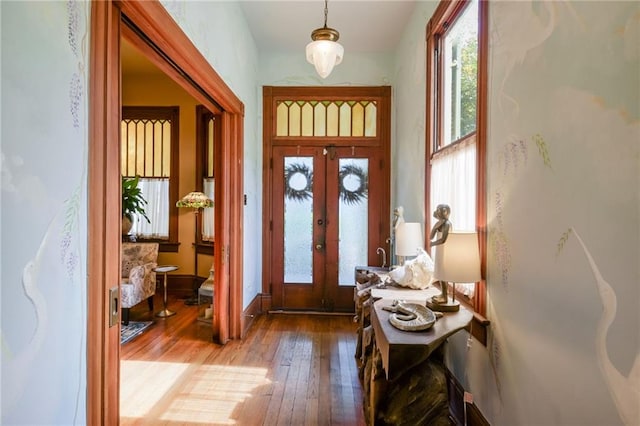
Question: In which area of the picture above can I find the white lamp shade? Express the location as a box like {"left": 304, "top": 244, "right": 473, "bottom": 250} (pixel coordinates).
{"left": 306, "top": 40, "right": 344, "bottom": 78}
{"left": 395, "top": 222, "right": 424, "bottom": 257}
{"left": 433, "top": 231, "right": 481, "bottom": 283}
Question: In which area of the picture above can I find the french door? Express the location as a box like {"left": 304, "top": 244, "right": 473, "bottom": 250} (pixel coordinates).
{"left": 263, "top": 86, "right": 391, "bottom": 312}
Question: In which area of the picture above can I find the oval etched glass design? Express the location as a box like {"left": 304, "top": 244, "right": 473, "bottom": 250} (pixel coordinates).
{"left": 338, "top": 158, "right": 368, "bottom": 285}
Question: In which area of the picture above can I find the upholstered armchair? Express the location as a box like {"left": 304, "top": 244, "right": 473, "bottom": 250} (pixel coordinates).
{"left": 121, "top": 242, "right": 159, "bottom": 325}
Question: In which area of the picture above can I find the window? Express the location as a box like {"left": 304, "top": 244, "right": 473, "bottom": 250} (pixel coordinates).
{"left": 195, "top": 105, "right": 218, "bottom": 251}
{"left": 275, "top": 99, "right": 377, "bottom": 137}
{"left": 426, "top": 0, "right": 487, "bottom": 320}
{"left": 121, "top": 106, "right": 179, "bottom": 250}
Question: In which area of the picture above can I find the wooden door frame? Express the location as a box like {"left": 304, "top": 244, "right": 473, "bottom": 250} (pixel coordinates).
{"left": 261, "top": 86, "right": 391, "bottom": 312}
{"left": 88, "top": 1, "right": 244, "bottom": 423}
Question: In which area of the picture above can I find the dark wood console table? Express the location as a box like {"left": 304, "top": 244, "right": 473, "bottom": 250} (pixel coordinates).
{"left": 364, "top": 298, "right": 472, "bottom": 425}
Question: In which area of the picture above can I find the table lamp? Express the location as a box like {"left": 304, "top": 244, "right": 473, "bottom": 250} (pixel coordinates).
{"left": 394, "top": 222, "right": 424, "bottom": 266}
{"left": 427, "top": 231, "right": 481, "bottom": 312}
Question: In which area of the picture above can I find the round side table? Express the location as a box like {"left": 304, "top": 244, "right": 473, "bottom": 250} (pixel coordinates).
{"left": 154, "top": 265, "right": 179, "bottom": 318}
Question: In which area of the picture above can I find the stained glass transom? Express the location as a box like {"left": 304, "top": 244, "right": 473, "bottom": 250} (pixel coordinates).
{"left": 121, "top": 119, "right": 171, "bottom": 177}
{"left": 276, "top": 100, "right": 377, "bottom": 137}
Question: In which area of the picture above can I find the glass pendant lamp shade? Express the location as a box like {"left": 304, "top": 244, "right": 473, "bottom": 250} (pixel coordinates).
{"left": 306, "top": 39, "right": 344, "bottom": 79}
{"left": 306, "top": 0, "right": 343, "bottom": 79}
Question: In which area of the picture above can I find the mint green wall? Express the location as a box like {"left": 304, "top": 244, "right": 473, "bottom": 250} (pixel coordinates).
{"left": 2, "top": 1, "right": 637, "bottom": 424}
{"left": 1, "top": 1, "right": 88, "bottom": 423}
{"left": 161, "top": 0, "right": 262, "bottom": 309}
{"left": 394, "top": 1, "right": 640, "bottom": 425}
{"left": 392, "top": 1, "right": 438, "bottom": 224}
{"left": 257, "top": 51, "right": 394, "bottom": 86}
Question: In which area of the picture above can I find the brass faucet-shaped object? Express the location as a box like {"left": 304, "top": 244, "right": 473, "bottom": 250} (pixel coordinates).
{"left": 376, "top": 247, "right": 387, "bottom": 268}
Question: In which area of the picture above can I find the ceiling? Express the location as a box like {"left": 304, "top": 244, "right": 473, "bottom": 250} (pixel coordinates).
{"left": 239, "top": 1, "right": 417, "bottom": 53}
{"left": 122, "top": 1, "right": 418, "bottom": 75}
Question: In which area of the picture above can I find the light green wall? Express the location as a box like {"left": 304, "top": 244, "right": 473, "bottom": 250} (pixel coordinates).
{"left": 394, "top": 1, "right": 640, "bottom": 425}
{"left": 161, "top": 0, "right": 262, "bottom": 308}
{"left": 2, "top": 0, "right": 638, "bottom": 424}
{"left": 1, "top": 1, "right": 89, "bottom": 423}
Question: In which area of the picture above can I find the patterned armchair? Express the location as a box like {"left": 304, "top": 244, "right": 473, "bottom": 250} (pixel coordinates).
{"left": 121, "top": 242, "right": 159, "bottom": 325}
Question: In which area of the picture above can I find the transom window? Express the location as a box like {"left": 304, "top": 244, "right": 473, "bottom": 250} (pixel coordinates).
{"left": 276, "top": 100, "right": 377, "bottom": 137}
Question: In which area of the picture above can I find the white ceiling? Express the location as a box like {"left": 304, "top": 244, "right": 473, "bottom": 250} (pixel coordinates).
{"left": 122, "top": 1, "right": 418, "bottom": 75}
{"left": 238, "top": 1, "right": 417, "bottom": 53}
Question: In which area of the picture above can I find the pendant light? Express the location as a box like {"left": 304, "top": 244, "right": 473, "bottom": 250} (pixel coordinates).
{"left": 306, "top": 0, "right": 344, "bottom": 79}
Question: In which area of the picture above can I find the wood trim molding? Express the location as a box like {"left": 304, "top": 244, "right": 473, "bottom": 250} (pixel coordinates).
{"left": 424, "top": 0, "right": 489, "bottom": 324}
{"left": 117, "top": 0, "right": 244, "bottom": 344}
{"left": 474, "top": 0, "right": 489, "bottom": 316}
{"left": 241, "top": 294, "right": 262, "bottom": 339}
{"left": 88, "top": 2, "right": 122, "bottom": 424}
{"left": 261, "top": 86, "right": 392, "bottom": 311}
{"left": 117, "top": 2, "right": 243, "bottom": 114}
{"left": 89, "top": 0, "right": 244, "bottom": 422}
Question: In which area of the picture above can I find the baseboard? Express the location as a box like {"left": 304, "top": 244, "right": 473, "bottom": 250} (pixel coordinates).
{"left": 260, "top": 292, "right": 272, "bottom": 312}
{"left": 157, "top": 274, "right": 204, "bottom": 298}
{"left": 446, "top": 369, "right": 490, "bottom": 426}
{"left": 268, "top": 310, "right": 354, "bottom": 316}
{"left": 241, "top": 294, "right": 262, "bottom": 339}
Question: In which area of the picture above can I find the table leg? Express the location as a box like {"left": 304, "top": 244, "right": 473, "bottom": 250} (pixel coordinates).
{"left": 156, "top": 272, "right": 176, "bottom": 317}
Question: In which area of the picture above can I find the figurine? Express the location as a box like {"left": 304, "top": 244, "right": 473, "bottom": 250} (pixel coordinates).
{"left": 391, "top": 206, "right": 405, "bottom": 266}
{"left": 393, "top": 206, "right": 405, "bottom": 231}
{"left": 430, "top": 204, "right": 451, "bottom": 246}
{"left": 430, "top": 204, "right": 451, "bottom": 304}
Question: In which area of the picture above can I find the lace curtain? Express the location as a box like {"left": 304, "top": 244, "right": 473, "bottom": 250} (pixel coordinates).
{"left": 130, "top": 178, "right": 169, "bottom": 238}
{"left": 203, "top": 178, "right": 214, "bottom": 241}
{"left": 430, "top": 138, "right": 476, "bottom": 296}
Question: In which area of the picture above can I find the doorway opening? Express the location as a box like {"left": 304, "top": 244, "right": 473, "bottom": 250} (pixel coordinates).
{"left": 262, "top": 86, "right": 391, "bottom": 313}
{"left": 88, "top": 1, "right": 244, "bottom": 423}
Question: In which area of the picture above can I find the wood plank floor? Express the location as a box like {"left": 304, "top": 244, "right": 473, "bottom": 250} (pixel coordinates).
{"left": 120, "top": 294, "right": 365, "bottom": 426}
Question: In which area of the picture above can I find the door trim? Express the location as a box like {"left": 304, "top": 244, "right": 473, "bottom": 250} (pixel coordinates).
{"left": 262, "top": 86, "right": 391, "bottom": 311}
{"left": 88, "top": 1, "right": 244, "bottom": 423}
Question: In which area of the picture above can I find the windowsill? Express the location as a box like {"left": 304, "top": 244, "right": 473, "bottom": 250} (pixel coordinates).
{"left": 195, "top": 242, "right": 214, "bottom": 256}
{"left": 121, "top": 236, "right": 179, "bottom": 253}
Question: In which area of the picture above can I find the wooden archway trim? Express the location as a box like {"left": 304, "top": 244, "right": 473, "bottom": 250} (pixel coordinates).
{"left": 117, "top": 1, "right": 244, "bottom": 115}
{"left": 88, "top": 0, "right": 244, "bottom": 424}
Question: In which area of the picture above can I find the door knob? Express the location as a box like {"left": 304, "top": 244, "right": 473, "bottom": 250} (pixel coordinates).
{"left": 315, "top": 244, "right": 323, "bottom": 250}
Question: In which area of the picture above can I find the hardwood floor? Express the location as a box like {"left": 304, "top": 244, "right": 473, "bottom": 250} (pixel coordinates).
{"left": 120, "top": 294, "right": 365, "bottom": 426}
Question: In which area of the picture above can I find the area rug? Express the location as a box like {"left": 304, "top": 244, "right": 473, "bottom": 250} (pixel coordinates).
{"left": 121, "top": 321, "right": 153, "bottom": 345}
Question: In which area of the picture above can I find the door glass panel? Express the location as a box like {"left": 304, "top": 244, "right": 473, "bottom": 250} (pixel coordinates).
{"left": 284, "top": 156, "right": 314, "bottom": 283}
{"left": 338, "top": 158, "right": 368, "bottom": 285}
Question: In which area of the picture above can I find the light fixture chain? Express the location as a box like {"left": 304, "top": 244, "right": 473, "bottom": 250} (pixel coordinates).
{"left": 324, "top": 0, "right": 329, "bottom": 28}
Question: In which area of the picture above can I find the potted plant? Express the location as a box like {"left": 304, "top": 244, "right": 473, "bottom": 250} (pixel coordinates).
{"left": 122, "top": 176, "right": 150, "bottom": 235}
